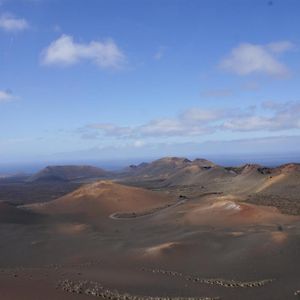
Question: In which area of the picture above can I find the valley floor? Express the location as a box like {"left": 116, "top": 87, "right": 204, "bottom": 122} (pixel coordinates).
{"left": 1, "top": 187, "right": 300, "bottom": 299}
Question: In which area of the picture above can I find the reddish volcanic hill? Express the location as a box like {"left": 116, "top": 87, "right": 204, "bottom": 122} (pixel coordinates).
{"left": 27, "top": 181, "right": 173, "bottom": 219}
{"left": 181, "top": 195, "right": 298, "bottom": 227}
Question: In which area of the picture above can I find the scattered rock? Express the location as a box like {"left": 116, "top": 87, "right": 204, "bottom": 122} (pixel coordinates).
{"left": 58, "top": 279, "right": 219, "bottom": 300}
{"left": 142, "top": 268, "right": 274, "bottom": 289}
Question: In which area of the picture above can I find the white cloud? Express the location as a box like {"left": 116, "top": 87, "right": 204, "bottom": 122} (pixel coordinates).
{"left": 82, "top": 101, "right": 300, "bottom": 140}
{"left": 140, "top": 119, "right": 183, "bottom": 136}
{"left": 220, "top": 42, "right": 293, "bottom": 77}
{"left": 222, "top": 116, "right": 273, "bottom": 131}
{"left": 41, "top": 34, "right": 126, "bottom": 69}
{"left": 0, "top": 90, "right": 15, "bottom": 103}
{"left": 0, "top": 13, "right": 29, "bottom": 32}
{"left": 84, "top": 107, "right": 218, "bottom": 139}
{"left": 221, "top": 101, "right": 300, "bottom": 132}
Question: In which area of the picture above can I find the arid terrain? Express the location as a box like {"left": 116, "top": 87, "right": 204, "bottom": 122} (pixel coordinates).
{"left": 1, "top": 157, "right": 300, "bottom": 299}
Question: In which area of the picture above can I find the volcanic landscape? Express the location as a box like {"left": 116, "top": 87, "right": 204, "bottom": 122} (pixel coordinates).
{"left": 1, "top": 157, "right": 300, "bottom": 299}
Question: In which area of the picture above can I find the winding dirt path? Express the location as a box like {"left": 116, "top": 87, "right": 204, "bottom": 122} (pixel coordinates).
{"left": 109, "top": 192, "right": 223, "bottom": 220}
{"left": 109, "top": 199, "right": 186, "bottom": 220}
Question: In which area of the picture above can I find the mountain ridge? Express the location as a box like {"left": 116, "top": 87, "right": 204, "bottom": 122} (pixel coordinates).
{"left": 28, "top": 165, "right": 112, "bottom": 182}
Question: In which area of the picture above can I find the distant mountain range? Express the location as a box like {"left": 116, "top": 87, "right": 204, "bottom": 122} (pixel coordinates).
{"left": 21, "top": 157, "right": 300, "bottom": 189}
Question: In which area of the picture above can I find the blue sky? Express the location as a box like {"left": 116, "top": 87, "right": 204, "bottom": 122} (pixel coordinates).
{"left": 1, "top": 0, "right": 300, "bottom": 165}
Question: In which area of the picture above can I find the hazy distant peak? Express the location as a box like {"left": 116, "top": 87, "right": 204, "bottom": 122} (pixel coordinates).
{"left": 29, "top": 165, "right": 111, "bottom": 182}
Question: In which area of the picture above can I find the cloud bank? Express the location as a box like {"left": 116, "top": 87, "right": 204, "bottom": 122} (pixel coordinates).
{"left": 81, "top": 101, "right": 300, "bottom": 140}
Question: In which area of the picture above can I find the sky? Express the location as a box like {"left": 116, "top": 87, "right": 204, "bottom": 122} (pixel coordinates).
{"left": 1, "top": 0, "right": 300, "bottom": 168}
